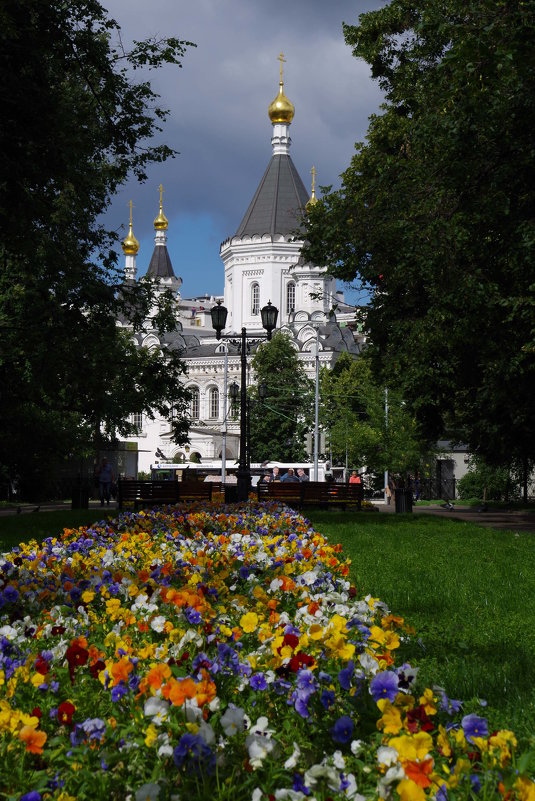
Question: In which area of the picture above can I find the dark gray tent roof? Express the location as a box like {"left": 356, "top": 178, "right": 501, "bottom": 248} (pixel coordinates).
{"left": 235, "top": 154, "right": 309, "bottom": 237}
{"left": 146, "top": 244, "right": 175, "bottom": 279}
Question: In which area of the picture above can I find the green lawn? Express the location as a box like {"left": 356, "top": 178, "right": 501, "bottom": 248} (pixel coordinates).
{"left": 0, "top": 509, "right": 116, "bottom": 552}
{"left": 305, "top": 509, "right": 535, "bottom": 744}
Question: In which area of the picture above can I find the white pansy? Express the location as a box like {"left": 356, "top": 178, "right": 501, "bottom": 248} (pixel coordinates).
{"left": 274, "top": 791, "right": 309, "bottom": 800}
{"left": 143, "top": 697, "right": 169, "bottom": 725}
{"left": 343, "top": 774, "right": 364, "bottom": 800}
{"left": 220, "top": 705, "right": 245, "bottom": 737}
{"left": 0, "top": 625, "right": 19, "bottom": 642}
{"left": 359, "top": 651, "right": 379, "bottom": 675}
{"left": 351, "top": 739, "right": 364, "bottom": 756}
{"left": 198, "top": 720, "right": 215, "bottom": 746}
{"left": 378, "top": 765, "right": 406, "bottom": 798}
{"left": 298, "top": 570, "right": 318, "bottom": 586}
{"left": 132, "top": 593, "right": 149, "bottom": 609}
{"left": 134, "top": 783, "right": 160, "bottom": 801}
{"left": 208, "top": 696, "right": 220, "bottom": 712}
{"left": 269, "top": 578, "right": 283, "bottom": 592}
{"left": 304, "top": 763, "right": 339, "bottom": 789}
{"left": 376, "top": 746, "right": 399, "bottom": 767}
{"left": 183, "top": 698, "right": 202, "bottom": 722}
{"left": 332, "top": 750, "right": 345, "bottom": 769}
{"left": 283, "top": 741, "right": 301, "bottom": 769}
{"left": 251, "top": 790, "right": 263, "bottom": 801}
{"left": 157, "top": 733, "right": 173, "bottom": 758}
{"left": 245, "top": 733, "right": 276, "bottom": 769}
{"left": 150, "top": 616, "right": 166, "bottom": 633}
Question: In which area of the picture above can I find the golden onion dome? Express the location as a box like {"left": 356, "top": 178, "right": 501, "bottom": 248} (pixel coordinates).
{"left": 122, "top": 201, "right": 139, "bottom": 255}
{"left": 154, "top": 183, "right": 168, "bottom": 230}
{"left": 269, "top": 52, "right": 294, "bottom": 124}
{"left": 268, "top": 81, "right": 295, "bottom": 124}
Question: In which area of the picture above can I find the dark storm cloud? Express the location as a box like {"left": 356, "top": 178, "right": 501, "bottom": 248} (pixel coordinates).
{"left": 102, "top": 0, "right": 385, "bottom": 288}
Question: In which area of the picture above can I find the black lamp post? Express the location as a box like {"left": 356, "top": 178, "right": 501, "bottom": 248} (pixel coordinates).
{"left": 211, "top": 301, "right": 278, "bottom": 501}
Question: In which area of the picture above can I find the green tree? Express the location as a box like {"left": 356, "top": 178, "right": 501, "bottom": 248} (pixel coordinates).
{"left": 248, "top": 334, "right": 313, "bottom": 463}
{"left": 0, "top": 0, "right": 194, "bottom": 492}
{"left": 320, "top": 353, "right": 430, "bottom": 476}
{"left": 303, "top": 0, "right": 535, "bottom": 469}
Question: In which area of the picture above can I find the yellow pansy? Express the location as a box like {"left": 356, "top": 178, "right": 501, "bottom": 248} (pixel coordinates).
{"left": 515, "top": 776, "right": 535, "bottom": 801}
{"left": 144, "top": 724, "right": 158, "bottom": 747}
{"left": 82, "top": 590, "right": 95, "bottom": 603}
{"left": 329, "top": 614, "right": 348, "bottom": 632}
{"left": 419, "top": 689, "right": 437, "bottom": 715}
{"left": 390, "top": 732, "right": 433, "bottom": 761}
{"left": 396, "top": 779, "right": 426, "bottom": 801}
{"left": 377, "top": 699, "right": 403, "bottom": 734}
{"left": 369, "top": 625, "right": 386, "bottom": 646}
{"left": 384, "top": 630, "right": 401, "bottom": 650}
{"left": 240, "top": 612, "right": 258, "bottom": 633}
{"left": 308, "top": 623, "right": 324, "bottom": 640}
{"left": 437, "top": 725, "right": 452, "bottom": 758}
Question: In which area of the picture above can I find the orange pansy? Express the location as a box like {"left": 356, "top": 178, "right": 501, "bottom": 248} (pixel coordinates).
{"left": 19, "top": 725, "right": 47, "bottom": 754}
{"left": 404, "top": 758, "right": 434, "bottom": 788}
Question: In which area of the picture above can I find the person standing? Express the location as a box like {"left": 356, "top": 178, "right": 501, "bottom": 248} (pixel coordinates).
{"left": 272, "top": 466, "right": 281, "bottom": 482}
{"left": 349, "top": 470, "right": 362, "bottom": 485}
{"left": 97, "top": 457, "right": 114, "bottom": 506}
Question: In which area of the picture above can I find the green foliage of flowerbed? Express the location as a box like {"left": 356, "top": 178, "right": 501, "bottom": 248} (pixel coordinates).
{"left": 0, "top": 503, "right": 534, "bottom": 801}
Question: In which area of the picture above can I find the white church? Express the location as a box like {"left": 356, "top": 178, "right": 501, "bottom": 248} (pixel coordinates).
{"left": 118, "top": 63, "right": 363, "bottom": 474}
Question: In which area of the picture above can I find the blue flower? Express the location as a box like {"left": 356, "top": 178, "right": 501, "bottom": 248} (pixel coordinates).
{"left": 320, "top": 688, "right": 335, "bottom": 710}
{"left": 332, "top": 715, "right": 354, "bottom": 744}
{"left": 173, "top": 733, "right": 215, "bottom": 774}
{"left": 338, "top": 661, "right": 354, "bottom": 691}
{"left": 250, "top": 672, "right": 268, "bottom": 691}
{"left": 3, "top": 585, "right": 19, "bottom": 603}
{"left": 111, "top": 682, "right": 128, "bottom": 702}
{"left": 462, "top": 713, "right": 488, "bottom": 743}
{"left": 20, "top": 793, "right": 41, "bottom": 801}
{"left": 184, "top": 607, "right": 201, "bottom": 625}
{"left": 370, "top": 671, "right": 399, "bottom": 703}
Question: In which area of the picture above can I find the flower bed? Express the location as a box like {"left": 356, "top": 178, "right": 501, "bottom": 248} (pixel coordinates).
{"left": 0, "top": 502, "right": 533, "bottom": 801}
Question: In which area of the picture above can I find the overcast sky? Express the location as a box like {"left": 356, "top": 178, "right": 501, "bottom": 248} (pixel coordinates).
{"left": 103, "top": 0, "right": 385, "bottom": 303}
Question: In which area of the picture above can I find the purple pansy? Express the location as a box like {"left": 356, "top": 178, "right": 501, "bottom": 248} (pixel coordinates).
{"left": 332, "top": 715, "right": 354, "bottom": 744}
{"left": 370, "top": 671, "right": 399, "bottom": 703}
{"left": 462, "top": 713, "right": 488, "bottom": 743}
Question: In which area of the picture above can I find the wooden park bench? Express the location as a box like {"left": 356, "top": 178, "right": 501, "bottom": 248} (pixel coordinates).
{"left": 257, "top": 481, "right": 363, "bottom": 511}
{"left": 118, "top": 479, "right": 213, "bottom": 510}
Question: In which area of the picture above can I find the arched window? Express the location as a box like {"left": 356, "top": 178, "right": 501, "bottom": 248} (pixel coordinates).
{"left": 190, "top": 387, "right": 200, "bottom": 419}
{"left": 209, "top": 387, "right": 219, "bottom": 419}
{"left": 251, "top": 283, "right": 260, "bottom": 316}
{"left": 286, "top": 281, "right": 296, "bottom": 314}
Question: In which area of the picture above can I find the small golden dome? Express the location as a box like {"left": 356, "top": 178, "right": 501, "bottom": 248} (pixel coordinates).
{"left": 306, "top": 166, "right": 319, "bottom": 210}
{"left": 122, "top": 201, "right": 139, "bottom": 255}
{"left": 268, "top": 81, "right": 295, "bottom": 124}
{"left": 154, "top": 183, "right": 168, "bottom": 230}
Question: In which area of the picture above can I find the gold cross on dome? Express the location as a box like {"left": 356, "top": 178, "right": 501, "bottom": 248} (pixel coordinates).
{"left": 311, "top": 166, "right": 317, "bottom": 193}
{"left": 128, "top": 199, "right": 133, "bottom": 225}
{"left": 278, "top": 51, "right": 286, "bottom": 83}
{"left": 158, "top": 183, "right": 164, "bottom": 208}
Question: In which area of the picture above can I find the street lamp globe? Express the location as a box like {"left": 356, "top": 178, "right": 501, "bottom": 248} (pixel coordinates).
{"left": 210, "top": 300, "right": 228, "bottom": 340}
{"left": 260, "top": 301, "right": 278, "bottom": 340}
